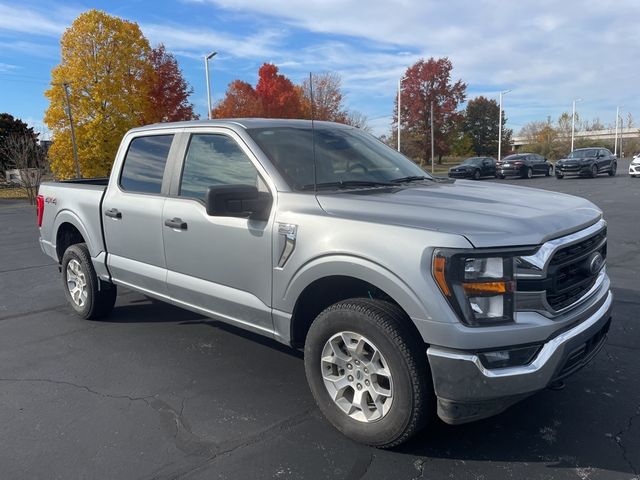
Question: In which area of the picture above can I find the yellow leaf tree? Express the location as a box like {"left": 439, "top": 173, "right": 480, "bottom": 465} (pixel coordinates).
{"left": 45, "top": 10, "right": 151, "bottom": 178}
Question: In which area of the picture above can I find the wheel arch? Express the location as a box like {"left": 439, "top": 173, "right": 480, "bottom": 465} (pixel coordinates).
{"left": 283, "top": 256, "right": 428, "bottom": 348}
{"left": 53, "top": 210, "right": 97, "bottom": 262}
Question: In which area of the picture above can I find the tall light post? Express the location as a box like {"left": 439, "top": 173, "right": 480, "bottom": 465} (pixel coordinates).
{"left": 571, "top": 97, "right": 582, "bottom": 152}
{"left": 498, "top": 89, "right": 511, "bottom": 162}
{"left": 614, "top": 105, "right": 621, "bottom": 156}
{"left": 204, "top": 51, "right": 217, "bottom": 120}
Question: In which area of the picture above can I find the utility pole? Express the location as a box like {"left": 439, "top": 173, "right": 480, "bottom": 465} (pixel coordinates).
{"left": 62, "top": 82, "right": 81, "bottom": 178}
{"left": 430, "top": 101, "right": 434, "bottom": 174}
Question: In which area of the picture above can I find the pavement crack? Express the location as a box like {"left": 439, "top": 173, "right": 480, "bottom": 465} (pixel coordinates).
{"left": 0, "top": 377, "right": 153, "bottom": 403}
{"left": 613, "top": 402, "right": 640, "bottom": 475}
{"left": 411, "top": 459, "right": 426, "bottom": 479}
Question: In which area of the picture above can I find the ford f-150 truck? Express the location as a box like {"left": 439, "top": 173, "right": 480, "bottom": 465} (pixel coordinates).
{"left": 37, "top": 119, "right": 612, "bottom": 447}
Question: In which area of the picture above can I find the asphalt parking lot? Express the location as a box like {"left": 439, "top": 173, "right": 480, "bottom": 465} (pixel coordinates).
{"left": 1, "top": 159, "right": 638, "bottom": 480}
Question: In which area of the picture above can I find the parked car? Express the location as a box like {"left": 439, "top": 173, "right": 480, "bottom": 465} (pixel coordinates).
{"left": 448, "top": 157, "right": 497, "bottom": 180}
{"left": 496, "top": 153, "right": 553, "bottom": 179}
{"left": 556, "top": 148, "right": 617, "bottom": 179}
{"left": 629, "top": 155, "right": 640, "bottom": 177}
{"left": 36, "top": 119, "right": 612, "bottom": 448}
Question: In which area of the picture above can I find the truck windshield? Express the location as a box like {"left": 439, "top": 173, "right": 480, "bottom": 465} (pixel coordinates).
{"left": 247, "top": 126, "right": 430, "bottom": 191}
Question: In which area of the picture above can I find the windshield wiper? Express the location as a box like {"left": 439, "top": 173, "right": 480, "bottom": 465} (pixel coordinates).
{"left": 390, "top": 175, "right": 431, "bottom": 183}
{"left": 300, "top": 180, "right": 395, "bottom": 190}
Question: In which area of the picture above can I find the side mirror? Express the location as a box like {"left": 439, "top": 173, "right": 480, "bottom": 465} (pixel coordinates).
{"left": 205, "top": 185, "right": 272, "bottom": 220}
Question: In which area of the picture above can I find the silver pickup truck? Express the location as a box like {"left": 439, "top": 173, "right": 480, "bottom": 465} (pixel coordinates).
{"left": 37, "top": 119, "right": 612, "bottom": 447}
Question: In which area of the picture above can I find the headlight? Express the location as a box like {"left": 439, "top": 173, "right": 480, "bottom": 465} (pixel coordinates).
{"left": 432, "top": 249, "right": 528, "bottom": 326}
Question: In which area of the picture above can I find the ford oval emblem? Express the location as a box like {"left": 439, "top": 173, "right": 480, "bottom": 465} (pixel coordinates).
{"left": 588, "top": 252, "right": 604, "bottom": 275}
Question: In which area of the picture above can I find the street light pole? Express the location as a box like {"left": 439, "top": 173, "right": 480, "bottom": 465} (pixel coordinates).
{"left": 430, "top": 101, "right": 434, "bottom": 174}
{"left": 498, "top": 89, "right": 511, "bottom": 162}
{"left": 614, "top": 105, "right": 620, "bottom": 156}
{"left": 397, "top": 78, "right": 401, "bottom": 152}
{"left": 204, "top": 51, "right": 217, "bottom": 120}
{"left": 571, "top": 98, "right": 582, "bottom": 152}
{"left": 62, "top": 82, "right": 81, "bottom": 178}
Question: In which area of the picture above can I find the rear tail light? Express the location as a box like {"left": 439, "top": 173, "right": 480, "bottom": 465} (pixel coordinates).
{"left": 36, "top": 194, "right": 44, "bottom": 227}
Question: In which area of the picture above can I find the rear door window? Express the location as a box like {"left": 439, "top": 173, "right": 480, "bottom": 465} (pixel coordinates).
{"left": 120, "top": 135, "right": 174, "bottom": 194}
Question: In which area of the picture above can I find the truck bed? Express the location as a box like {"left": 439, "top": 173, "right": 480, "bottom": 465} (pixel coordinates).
{"left": 38, "top": 179, "right": 108, "bottom": 262}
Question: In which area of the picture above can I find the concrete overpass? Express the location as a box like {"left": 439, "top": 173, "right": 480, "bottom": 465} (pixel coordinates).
{"left": 512, "top": 127, "right": 640, "bottom": 149}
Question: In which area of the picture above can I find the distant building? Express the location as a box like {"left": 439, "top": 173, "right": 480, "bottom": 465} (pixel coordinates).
{"left": 5, "top": 168, "right": 40, "bottom": 185}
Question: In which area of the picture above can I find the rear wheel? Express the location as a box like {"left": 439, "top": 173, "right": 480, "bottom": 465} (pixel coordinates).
{"left": 61, "top": 243, "right": 117, "bottom": 319}
{"left": 304, "top": 298, "right": 432, "bottom": 448}
{"left": 591, "top": 164, "right": 598, "bottom": 178}
{"left": 609, "top": 162, "right": 617, "bottom": 176}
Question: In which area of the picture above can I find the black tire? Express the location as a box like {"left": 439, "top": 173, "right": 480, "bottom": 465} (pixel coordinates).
{"left": 497, "top": 174, "right": 505, "bottom": 179}
{"left": 591, "top": 164, "right": 598, "bottom": 178}
{"left": 304, "top": 298, "right": 432, "bottom": 448}
{"left": 609, "top": 162, "right": 617, "bottom": 176}
{"left": 61, "top": 243, "right": 117, "bottom": 319}
{"left": 556, "top": 173, "right": 564, "bottom": 179}
{"left": 523, "top": 167, "right": 533, "bottom": 179}
{"left": 473, "top": 169, "right": 481, "bottom": 180}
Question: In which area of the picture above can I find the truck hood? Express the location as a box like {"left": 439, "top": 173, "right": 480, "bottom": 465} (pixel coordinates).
{"left": 316, "top": 180, "right": 602, "bottom": 248}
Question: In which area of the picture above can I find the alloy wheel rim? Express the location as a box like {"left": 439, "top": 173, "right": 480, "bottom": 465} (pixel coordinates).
{"left": 66, "top": 259, "right": 88, "bottom": 307}
{"left": 320, "top": 331, "right": 394, "bottom": 423}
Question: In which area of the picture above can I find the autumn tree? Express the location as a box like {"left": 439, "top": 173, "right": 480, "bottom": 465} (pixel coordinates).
{"left": 212, "top": 80, "right": 260, "bottom": 118}
{"left": 394, "top": 57, "right": 466, "bottom": 164}
{"left": 213, "top": 63, "right": 304, "bottom": 119}
{"left": 462, "top": 96, "right": 512, "bottom": 157}
{"left": 142, "top": 44, "right": 198, "bottom": 124}
{"left": 45, "top": 10, "right": 151, "bottom": 178}
{"left": 301, "top": 72, "right": 347, "bottom": 121}
{"left": 0, "top": 113, "right": 38, "bottom": 171}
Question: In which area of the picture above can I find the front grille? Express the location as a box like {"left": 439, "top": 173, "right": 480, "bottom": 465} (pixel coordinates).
{"left": 517, "top": 226, "right": 607, "bottom": 312}
{"left": 546, "top": 228, "right": 607, "bottom": 310}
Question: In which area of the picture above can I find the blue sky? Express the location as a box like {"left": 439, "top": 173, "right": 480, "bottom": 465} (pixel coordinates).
{"left": 1, "top": 0, "right": 638, "bottom": 138}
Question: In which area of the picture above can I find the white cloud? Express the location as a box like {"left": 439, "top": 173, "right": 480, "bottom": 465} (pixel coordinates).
{"left": 0, "top": 3, "right": 71, "bottom": 36}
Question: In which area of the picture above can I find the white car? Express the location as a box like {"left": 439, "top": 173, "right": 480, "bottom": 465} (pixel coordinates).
{"left": 630, "top": 155, "right": 640, "bottom": 177}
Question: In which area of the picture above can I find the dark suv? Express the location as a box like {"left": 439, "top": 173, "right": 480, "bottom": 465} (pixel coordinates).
{"left": 555, "top": 148, "right": 617, "bottom": 179}
{"left": 448, "top": 156, "right": 497, "bottom": 180}
{"left": 496, "top": 153, "right": 553, "bottom": 179}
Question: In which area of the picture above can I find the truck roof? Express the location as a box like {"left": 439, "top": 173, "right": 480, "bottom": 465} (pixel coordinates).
{"left": 128, "top": 118, "right": 351, "bottom": 133}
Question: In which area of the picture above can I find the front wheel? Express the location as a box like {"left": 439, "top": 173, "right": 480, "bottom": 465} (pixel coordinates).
{"left": 609, "top": 162, "right": 617, "bottom": 176}
{"left": 473, "top": 169, "right": 481, "bottom": 180}
{"left": 591, "top": 164, "right": 599, "bottom": 178}
{"left": 546, "top": 165, "right": 553, "bottom": 176}
{"left": 61, "top": 243, "right": 117, "bottom": 319}
{"left": 523, "top": 167, "right": 533, "bottom": 179}
{"left": 304, "top": 298, "right": 432, "bottom": 448}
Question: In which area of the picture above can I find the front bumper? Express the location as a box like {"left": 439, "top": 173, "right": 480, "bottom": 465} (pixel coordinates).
{"left": 448, "top": 170, "right": 473, "bottom": 179}
{"left": 557, "top": 164, "right": 591, "bottom": 176}
{"left": 427, "top": 289, "right": 613, "bottom": 424}
{"left": 497, "top": 166, "right": 523, "bottom": 177}
{"left": 629, "top": 163, "right": 640, "bottom": 176}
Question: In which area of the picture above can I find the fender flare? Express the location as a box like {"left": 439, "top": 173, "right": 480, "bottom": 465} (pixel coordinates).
{"left": 281, "top": 254, "right": 430, "bottom": 321}
{"left": 52, "top": 209, "right": 102, "bottom": 260}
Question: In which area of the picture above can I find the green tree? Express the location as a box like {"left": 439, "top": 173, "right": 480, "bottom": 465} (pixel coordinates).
{"left": 45, "top": 9, "right": 151, "bottom": 178}
{"left": 462, "top": 96, "right": 512, "bottom": 157}
{"left": 0, "top": 113, "right": 38, "bottom": 171}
